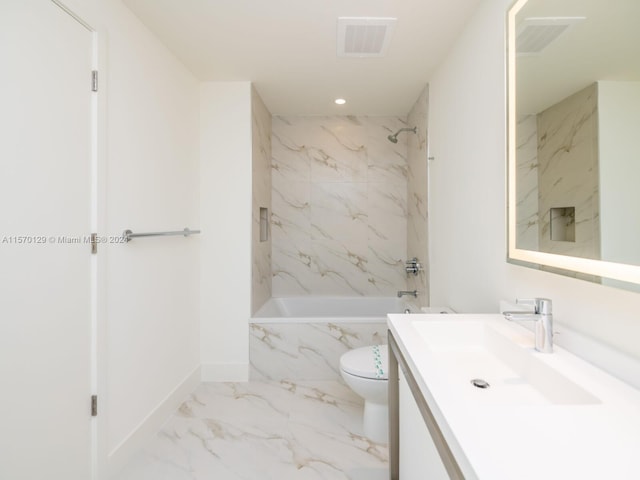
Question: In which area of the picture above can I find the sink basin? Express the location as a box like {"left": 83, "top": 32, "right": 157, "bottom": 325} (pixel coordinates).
{"left": 413, "top": 320, "right": 600, "bottom": 406}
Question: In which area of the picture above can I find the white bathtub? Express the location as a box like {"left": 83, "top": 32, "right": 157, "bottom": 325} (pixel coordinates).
{"left": 250, "top": 296, "right": 419, "bottom": 381}
{"left": 249, "top": 297, "right": 452, "bottom": 381}
{"left": 251, "top": 296, "right": 411, "bottom": 323}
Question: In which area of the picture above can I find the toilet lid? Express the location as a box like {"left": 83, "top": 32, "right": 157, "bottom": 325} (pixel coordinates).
{"left": 340, "top": 344, "right": 388, "bottom": 380}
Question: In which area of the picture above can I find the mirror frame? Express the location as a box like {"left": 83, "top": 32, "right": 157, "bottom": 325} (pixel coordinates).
{"left": 506, "top": 0, "right": 640, "bottom": 287}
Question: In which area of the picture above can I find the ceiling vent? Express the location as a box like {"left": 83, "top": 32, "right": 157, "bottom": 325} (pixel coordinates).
{"left": 337, "top": 17, "right": 397, "bottom": 58}
{"left": 516, "top": 17, "right": 585, "bottom": 56}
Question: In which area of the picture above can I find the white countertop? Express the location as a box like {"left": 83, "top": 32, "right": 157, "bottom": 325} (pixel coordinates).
{"left": 388, "top": 313, "right": 640, "bottom": 480}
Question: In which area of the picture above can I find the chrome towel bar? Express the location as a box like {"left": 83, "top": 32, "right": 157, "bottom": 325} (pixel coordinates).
{"left": 122, "top": 228, "right": 201, "bottom": 242}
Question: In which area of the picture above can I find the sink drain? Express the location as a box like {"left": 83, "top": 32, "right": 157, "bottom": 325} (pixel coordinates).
{"left": 470, "top": 378, "right": 490, "bottom": 389}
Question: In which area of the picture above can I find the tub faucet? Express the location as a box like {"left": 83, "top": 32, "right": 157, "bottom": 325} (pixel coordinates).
{"left": 503, "top": 298, "right": 553, "bottom": 353}
{"left": 397, "top": 290, "right": 417, "bottom": 298}
{"left": 405, "top": 258, "right": 422, "bottom": 276}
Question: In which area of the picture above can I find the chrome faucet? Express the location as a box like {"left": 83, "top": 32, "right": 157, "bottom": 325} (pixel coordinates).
{"left": 397, "top": 290, "right": 418, "bottom": 298}
{"left": 503, "top": 298, "right": 553, "bottom": 353}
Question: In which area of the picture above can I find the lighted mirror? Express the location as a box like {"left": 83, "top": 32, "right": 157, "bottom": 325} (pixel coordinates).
{"left": 507, "top": 0, "right": 640, "bottom": 290}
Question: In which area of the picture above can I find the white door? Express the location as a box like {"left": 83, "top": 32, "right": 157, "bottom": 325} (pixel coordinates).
{"left": 0, "top": 1, "right": 94, "bottom": 478}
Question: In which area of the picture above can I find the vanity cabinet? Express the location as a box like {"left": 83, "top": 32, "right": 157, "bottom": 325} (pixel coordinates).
{"left": 388, "top": 331, "right": 464, "bottom": 480}
{"left": 388, "top": 314, "right": 640, "bottom": 479}
{"left": 398, "top": 369, "right": 449, "bottom": 479}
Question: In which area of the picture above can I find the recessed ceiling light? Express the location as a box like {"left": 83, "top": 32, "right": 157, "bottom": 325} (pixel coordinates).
{"left": 335, "top": 98, "right": 346, "bottom": 105}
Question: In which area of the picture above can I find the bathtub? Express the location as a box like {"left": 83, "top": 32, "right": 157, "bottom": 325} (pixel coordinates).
{"left": 252, "top": 296, "right": 411, "bottom": 323}
{"left": 249, "top": 296, "right": 416, "bottom": 381}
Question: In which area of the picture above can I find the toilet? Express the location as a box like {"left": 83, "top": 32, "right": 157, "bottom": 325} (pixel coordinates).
{"left": 339, "top": 344, "right": 389, "bottom": 444}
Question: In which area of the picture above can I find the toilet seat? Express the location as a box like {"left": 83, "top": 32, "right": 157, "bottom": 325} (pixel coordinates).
{"left": 340, "top": 344, "right": 388, "bottom": 380}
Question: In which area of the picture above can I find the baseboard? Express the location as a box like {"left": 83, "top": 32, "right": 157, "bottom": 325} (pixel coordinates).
{"left": 201, "top": 362, "right": 249, "bottom": 382}
{"left": 106, "top": 365, "right": 201, "bottom": 477}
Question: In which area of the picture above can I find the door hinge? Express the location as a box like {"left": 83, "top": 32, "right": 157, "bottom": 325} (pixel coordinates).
{"left": 91, "top": 70, "right": 98, "bottom": 92}
{"left": 90, "top": 232, "right": 98, "bottom": 254}
{"left": 91, "top": 395, "right": 98, "bottom": 417}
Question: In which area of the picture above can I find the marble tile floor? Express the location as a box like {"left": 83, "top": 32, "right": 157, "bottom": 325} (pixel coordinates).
{"left": 112, "top": 380, "right": 389, "bottom": 480}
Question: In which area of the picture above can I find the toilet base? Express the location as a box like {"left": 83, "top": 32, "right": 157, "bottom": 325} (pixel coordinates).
{"left": 363, "top": 401, "right": 388, "bottom": 444}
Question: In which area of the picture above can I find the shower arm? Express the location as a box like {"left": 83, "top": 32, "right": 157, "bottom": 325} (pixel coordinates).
{"left": 387, "top": 126, "right": 417, "bottom": 143}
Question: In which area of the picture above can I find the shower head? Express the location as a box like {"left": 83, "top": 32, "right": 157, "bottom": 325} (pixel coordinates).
{"left": 387, "top": 126, "right": 417, "bottom": 143}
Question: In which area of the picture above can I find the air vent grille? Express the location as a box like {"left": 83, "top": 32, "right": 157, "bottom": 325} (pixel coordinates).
{"left": 517, "top": 17, "right": 585, "bottom": 56}
{"left": 337, "top": 17, "right": 397, "bottom": 57}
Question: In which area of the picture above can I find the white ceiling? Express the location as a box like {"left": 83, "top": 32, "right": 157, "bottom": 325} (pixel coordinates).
{"left": 121, "top": 0, "right": 482, "bottom": 116}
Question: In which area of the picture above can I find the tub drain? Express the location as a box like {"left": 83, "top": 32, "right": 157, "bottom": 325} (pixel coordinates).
{"left": 470, "top": 378, "right": 490, "bottom": 389}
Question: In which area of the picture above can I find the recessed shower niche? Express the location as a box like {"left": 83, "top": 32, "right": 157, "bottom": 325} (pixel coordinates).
{"left": 259, "top": 207, "right": 269, "bottom": 242}
{"left": 549, "top": 207, "right": 575, "bottom": 242}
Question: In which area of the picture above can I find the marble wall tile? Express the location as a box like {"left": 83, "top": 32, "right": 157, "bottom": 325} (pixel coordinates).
{"left": 273, "top": 115, "right": 363, "bottom": 130}
{"left": 272, "top": 116, "right": 409, "bottom": 297}
{"left": 406, "top": 86, "right": 430, "bottom": 307}
{"left": 272, "top": 181, "right": 311, "bottom": 241}
{"left": 367, "top": 182, "right": 408, "bottom": 295}
{"left": 308, "top": 126, "right": 368, "bottom": 183}
{"left": 309, "top": 241, "right": 370, "bottom": 296}
{"left": 537, "top": 83, "right": 600, "bottom": 260}
{"left": 272, "top": 127, "right": 311, "bottom": 183}
{"left": 252, "top": 88, "right": 273, "bottom": 314}
{"left": 311, "top": 182, "right": 368, "bottom": 242}
{"left": 272, "top": 240, "right": 315, "bottom": 294}
{"left": 249, "top": 322, "right": 387, "bottom": 381}
{"left": 516, "top": 114, "right": 540, "bottom": 251}
{"left": 364, "top": 117, "right": 409, "bottom": 184}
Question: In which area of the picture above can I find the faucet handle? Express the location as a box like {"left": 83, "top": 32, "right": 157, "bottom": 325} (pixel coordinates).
{"left": 535, "top": 298, "right": 552, "bottom": 314}
{"left": 404, "top": 258, "right": 422, "bottom": 276}
{"left": 516, "top": 298, "right": 552, "bottom": 314}
{"left": 515, "top": 298, "right": 537, "bottom": 311}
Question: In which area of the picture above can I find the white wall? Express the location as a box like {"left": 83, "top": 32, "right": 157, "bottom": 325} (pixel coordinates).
{"left": 428, "top": 0, "right": 640, "bottom": 366}
{"left": 100, "top": 0, "right": 201, "bottom": 471}
{"left": 200, "top": 82, "right": 252, "bottom": 381}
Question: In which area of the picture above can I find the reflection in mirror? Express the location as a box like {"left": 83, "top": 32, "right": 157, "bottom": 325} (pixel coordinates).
{"left": 507, "top": 0, "right": 640, "bottom": 290}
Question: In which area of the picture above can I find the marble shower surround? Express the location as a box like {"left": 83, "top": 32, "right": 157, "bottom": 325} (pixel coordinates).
{"left": 271, "top": 116, "right": 409, "bottom": 297}
{"left": 251, "top": 88, "right": 273, "bottom": 314}
{"left": 515, "top": 114, "right": 539, "bottom": 251}
{"left": 406, "top": 86, "right": 429, "bottom": 307}
{"left": 537, "top": 83, "right": 600, "bottom": 260}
